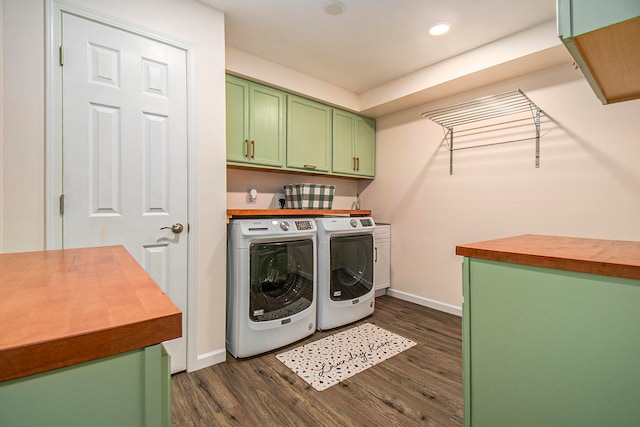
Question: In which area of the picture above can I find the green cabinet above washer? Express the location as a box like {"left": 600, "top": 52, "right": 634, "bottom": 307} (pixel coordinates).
{"left": 286, "top": 95, "right": 332, "bottom": 173}
{"left": 332, "top": 109, "right": 375, "bottom": 178}
{"left": 225, "top": 75, "right": 376, "bottom": 178}
{"left": 226, "top": 75, "right": 285, "bottom": 167}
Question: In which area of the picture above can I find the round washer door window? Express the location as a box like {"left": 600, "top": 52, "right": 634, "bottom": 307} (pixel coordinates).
{"left": 249, "top": 239, "right": 314, "bottom": 321}
{"left": 330, "top": 234, "right": 373, "bottom": 301}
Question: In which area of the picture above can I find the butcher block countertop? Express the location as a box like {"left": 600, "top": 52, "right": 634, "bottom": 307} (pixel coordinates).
{"left": 456, "top": 234, "right": 640, "bottom": 281}
{"left": 0, "top": 245, "right": 181, "bottom": 383}
{"left": 227, "top": 209, "right": 372, "bottom": 218}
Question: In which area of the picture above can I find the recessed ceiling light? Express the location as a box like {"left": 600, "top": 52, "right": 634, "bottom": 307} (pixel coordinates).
{"left": 429, "top": 22, "right": 450, "bottom": 36}
{"left": 324, "top": 1, "right": 345, "bottom": 16}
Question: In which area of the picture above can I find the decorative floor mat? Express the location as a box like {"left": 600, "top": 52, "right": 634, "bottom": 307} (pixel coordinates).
{"left": 276, "top": 323, "right": 416, "bottom": 391}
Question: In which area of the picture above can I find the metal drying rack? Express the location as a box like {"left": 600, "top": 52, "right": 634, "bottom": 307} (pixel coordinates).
{"left": 421, "top": 89, "right": 543, "bottom": 175}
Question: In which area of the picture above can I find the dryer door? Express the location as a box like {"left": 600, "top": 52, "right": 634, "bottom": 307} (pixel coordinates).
{"left": 330, "top": 234, "right": 374, "bottom": 301}
{"left": 249, "top": 238, "right": 314, "bottom": 322}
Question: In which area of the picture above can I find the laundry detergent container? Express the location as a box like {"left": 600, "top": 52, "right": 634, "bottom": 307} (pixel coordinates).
{"left": 284, "top": 183, "right": 335, "bottom": 209}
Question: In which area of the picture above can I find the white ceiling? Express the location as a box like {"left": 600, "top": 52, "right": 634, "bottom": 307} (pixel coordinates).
{"left": 196, "top": 0, "right": 557, "bottom": 95}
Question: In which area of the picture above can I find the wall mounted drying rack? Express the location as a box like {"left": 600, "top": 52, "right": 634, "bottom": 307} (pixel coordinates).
{"left": 421, "top": 89, "right": 543, "bottom": 175}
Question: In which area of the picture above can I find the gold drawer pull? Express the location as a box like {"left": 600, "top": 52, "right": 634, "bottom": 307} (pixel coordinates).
{"left": 303, "top": 164, "right": 317, "bottom": 169}
{"left": 251, "top": 140, "right": 255, "bottom": 159}
{"left": 244, "top": 139, "right": 249, "bottom": 158}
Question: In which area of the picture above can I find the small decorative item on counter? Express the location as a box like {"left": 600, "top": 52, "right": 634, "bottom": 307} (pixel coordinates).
{"left": 284, "top": 183, "right": 335, "bottom": 209}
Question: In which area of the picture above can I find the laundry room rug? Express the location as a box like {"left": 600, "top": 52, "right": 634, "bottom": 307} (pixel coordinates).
{"left": 276, "top": 323, "right": 416, "bottom": 391}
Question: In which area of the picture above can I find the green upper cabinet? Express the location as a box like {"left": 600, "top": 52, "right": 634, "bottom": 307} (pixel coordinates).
{"left": 556, "top": 0, "right": 640, "bottom": 104}
{"left": 286, "top": 95, "right": 332, "bottom": 173}
{"left": 332, "top": 109, "right": 375, "bottom": 178}
{"left": 225, "top": 75, "right": 285, "bottom": 167}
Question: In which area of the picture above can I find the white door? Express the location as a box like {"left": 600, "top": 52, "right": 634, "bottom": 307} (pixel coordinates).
{"left": 61, "top": 12, "right": 188, "bottom": 373}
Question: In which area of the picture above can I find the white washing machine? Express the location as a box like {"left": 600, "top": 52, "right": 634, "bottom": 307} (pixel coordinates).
{"left": 315, "top": 216, "right": 376, "bottom": 330}
{"left": 227, "top": 218, "right": 317, "bottom": 358}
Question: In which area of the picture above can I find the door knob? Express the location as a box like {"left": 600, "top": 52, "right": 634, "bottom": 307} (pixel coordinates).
{"left": 160, "top": 223, "right": 184, "bottom": 234}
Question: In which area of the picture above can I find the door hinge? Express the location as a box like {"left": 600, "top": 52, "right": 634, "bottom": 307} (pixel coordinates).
{"left": 59, "top": 194, "right": 65, "bottom": 215}
{"left": 59, "top": 45, "right": 64, "bottom": 66}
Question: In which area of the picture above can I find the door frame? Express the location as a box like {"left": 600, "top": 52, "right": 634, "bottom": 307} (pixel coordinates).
{"left": 45, "top": 0, "right": 199, "bottom": 372}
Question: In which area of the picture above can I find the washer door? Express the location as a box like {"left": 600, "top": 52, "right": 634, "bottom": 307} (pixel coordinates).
{"left": 249, "top": 238, "right": 314, "bottom": 322}
{"left": 330, "top": 234, "right": 373, "bottom": 301}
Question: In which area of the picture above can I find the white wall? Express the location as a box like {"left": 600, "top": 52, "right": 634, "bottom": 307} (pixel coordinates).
{"left": 227, "top": 168, "right": 360, "bottom": 210}
{"left": 1, "top": 0, "right": 45, "bottom": 251}
{"left": 0, "top": 0, "right": 4, "bottom": 243}
{"left": 1, "top": 0, "right": 227, "bottom": 368}
{"left": 362, "top": 64, "right": 640, "bottom": 312}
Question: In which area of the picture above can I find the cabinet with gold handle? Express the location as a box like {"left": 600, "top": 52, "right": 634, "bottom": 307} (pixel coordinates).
{"left": 333, "top": 109, "right": 375, "bottom": 177}
{"left": 225, "top": 75, "right": 285, "bottom": 168}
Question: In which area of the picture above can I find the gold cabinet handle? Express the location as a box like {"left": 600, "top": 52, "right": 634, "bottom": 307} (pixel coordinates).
{"left": 356, "top": 157, "right": 360, "bottom": 171}
{"left": 303, "top": 164, "right": 317, "bottom": 169}
{"left": 244, "top": 139, "right": 249, "bottom": 158}
{"left": 353, "top": 157, "right": 357, "bottom": 171}
{"left": 251, "top": 140, "right": 255, "bottom": 159}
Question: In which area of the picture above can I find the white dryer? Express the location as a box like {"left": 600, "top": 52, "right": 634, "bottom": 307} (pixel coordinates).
{"left": 227, "top": 218, "right": 317, "bottom": 358}
{"left": 315, "top": 216, "right": 376, "bottom": 330}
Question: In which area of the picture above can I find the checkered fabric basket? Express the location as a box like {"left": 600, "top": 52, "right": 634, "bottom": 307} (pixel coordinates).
{"left": 284, "top": 183, "right": 335, "bottom": 209}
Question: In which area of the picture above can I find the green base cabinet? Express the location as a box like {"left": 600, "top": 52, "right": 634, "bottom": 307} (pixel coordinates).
{"left": 226, "top": 75, "right": 285, "bottom": 167}
{"left": 462, "top": 258, "right": 640, "bottom": 427}
{"left": 287, "top": 95, "right": 332, "bottom": 173}
{"left": 0, "top": 345, "right": 171, "bottom": 427}
{"left": 332, "top": 109, "right": 375, "bottom": 178}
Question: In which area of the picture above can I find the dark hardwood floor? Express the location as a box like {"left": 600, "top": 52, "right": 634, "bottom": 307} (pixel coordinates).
{"left": 171, "top": 295, "right": 463, "bottom": 426}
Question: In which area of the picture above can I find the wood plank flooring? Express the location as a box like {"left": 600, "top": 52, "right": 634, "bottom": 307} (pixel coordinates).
{"left": 171, "top": 295, "right": 463, "bottom": 426}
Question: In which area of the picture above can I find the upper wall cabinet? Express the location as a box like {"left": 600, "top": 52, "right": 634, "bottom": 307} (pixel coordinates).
{"left": 226, "top": 75, "right": 285, "bottom": 167}
{"left": 332, "top": 109, "right": 375, "bottom": 178}
{"left": 287, "top": 95, "right": 332, "bottom": 173}
{"left": 557, "top": 0, "right": 640, "bottom": 104}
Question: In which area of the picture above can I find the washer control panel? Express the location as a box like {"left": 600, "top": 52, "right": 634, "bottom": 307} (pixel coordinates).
{"left": 295, "top": 220, "right": 314, "bottom": 230}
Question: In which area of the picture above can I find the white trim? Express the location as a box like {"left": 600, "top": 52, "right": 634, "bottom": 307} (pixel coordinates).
{"left": 193, "top": 348, "right": 227, "bottom": 371}
{"left": 185, "top": 46, "right": 200, "bottom": 374}
{"left": 46, "top": 0, "right": 63, "bottom": 249}
{"left": 46, "top": 0, "right": 199, "bottom": 372}
{"left": 386, "top": 289, "right": 462, "bottom": 317}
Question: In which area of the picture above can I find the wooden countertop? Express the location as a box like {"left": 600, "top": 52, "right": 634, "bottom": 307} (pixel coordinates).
{"left": 0, "top": 245, "right": 182, "bottom": 383}
{"left": 227, "top": 209, "right": 372, "bottom": 218}
{"left": 456, "top": 234, "right": 640, "bottom": 281}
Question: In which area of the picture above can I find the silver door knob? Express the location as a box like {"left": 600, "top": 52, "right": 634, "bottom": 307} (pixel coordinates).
{"left": 160, "top": 223, "right": 184, "bottom": 233}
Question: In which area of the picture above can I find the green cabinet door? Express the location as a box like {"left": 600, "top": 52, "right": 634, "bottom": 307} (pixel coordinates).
{"left": 226, "top": 76, "right": 250, "bottom": 164}
{"left": 355, "top": 115, "right": 375, "bottom": 177}
{"left": 287, "top": 95, "right": 332, "bottom": 173}
{"left": 0, "top": 344, "right": 171, "bottom": 427}
{"left": 463, "top": 257, "right": 640, "bottom": 427}
{"left": 332, "top": 109, "right": 375, "bottom": 177}
{"left": 332, "top": 109, "right": 356, "bottom": 174}
{"left": 225, "top": 75, "right": 285, "bottom": 167}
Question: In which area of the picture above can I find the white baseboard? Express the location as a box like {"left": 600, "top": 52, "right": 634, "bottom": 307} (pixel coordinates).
{"left": 189, "top": 348, "right": 227, "bottom": 372}
{"left": 386, "top": 289, "right": 462, "bottom": 317}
